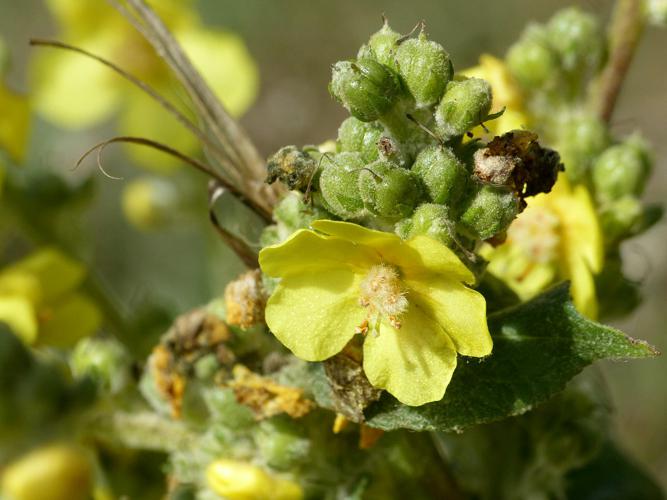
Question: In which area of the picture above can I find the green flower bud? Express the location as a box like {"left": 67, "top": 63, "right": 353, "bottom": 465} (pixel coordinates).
{"left": 396, "top": 32, "right": 453, "bottom": 108}
{"left": 555, "top": 113, "right": 609, "bottom": 182}
{"left": 591, "top": 138, "right": 652, "bottom": 203}
{"left": 256, "top": 419, "right": 311, "bottom": 471}
{"left": 266, "top": 146, "right": 318, "bottom": 191}
{"left": 435, "top": 78, "right": 492, "bottom": 138}
{"left": 599, "top": 196, "right": 643, "bottom": 242}
{"left": 506, "top": 25, "right": 559, "bottom": 90}
{"left": 330, "top": 59, "right": 402, "bottom": 122}
{"left": 70, "top": 336, "right": 132, "bottom": 394}
{"left": 358, "top": 159, "right": 422, "bottom": 219}
{"left": 405, "top": 203, "right": 454, "bottom": 246}
{"left": 363, "top": 20, "right": 401, "bottom": 67}
{"left": 319, "top": 152, "right": 366, "bottom": 219}
{"left": 411, "top": 145, "right": 467, "bottom": 206}
{"left": 121, "top": 176, "right": 179, "bottom": 231}
{"left": 273, "top": 192, "right": 331, "bottom": 232}
{"left": 458, "top": 183, "right": 520, "bottom": 240}
{"left": 546, "top": 7, "right": 604, "bottom": 75}
{"left": 338, "top": 117, "right": 383, "bottom": 163}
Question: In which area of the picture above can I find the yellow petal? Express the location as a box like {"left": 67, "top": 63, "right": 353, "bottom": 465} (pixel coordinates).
{"left": 10, "top": 248, "right": 86, "bottom": 303}
{"left": 0, "top": 80, "right": 30, "bottom": 163}
{"left": 0, "top": 296, "right": 38, "bottom": 344}
{"left": 362, "top": 304, "right": 458, "bottom": 406}
{"left": 31, "top": 34, "right": 120, "bottom": 128}
{"left": 179, "top": 27, "right": 259, "bottom": 117}
{"left": 407, "top": 277, "right": 492, "bottom": 358}
{"left": 38, "top": 293, "right": 102, "bottom": 347}
{"left": 265, "top": 269, "right": 365, "bottom": 361}
{"left": 259, "top": 228, "right": 377, "bottom": 278}
{"left": 402, "top": 236, "right": 475, "bottom": 284}
{"left": 311, "top": 220, "right": 402, "bottom": 252}
{"left": 0, "top": 271, "right": 41, "bottom": 303}
{"left": 548, "top": 177, "right": 603, "bottom": 318}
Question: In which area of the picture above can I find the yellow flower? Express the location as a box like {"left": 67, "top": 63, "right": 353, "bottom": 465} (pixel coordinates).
{"left": 484, "top": 175, "right": 604, "bottom": 318}
{"left": 32, "top": 0, "right": 258, "bottom": 171}
{"left": 1, "top": 443, "right": 93, "bottom": 500}
{"left": 0, "top": 248, "right": 101, "bottom": 346}
{"left": 0, "top": 37, "right": 30, "bottom": 165}
{"left": 259, "top": 220, "right": 491, "bottom": 406}
{"left": 462, "top": 54, "right": 529, "bottom": 136}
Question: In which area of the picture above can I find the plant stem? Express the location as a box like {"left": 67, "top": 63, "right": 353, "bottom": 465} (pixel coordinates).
{"left": 86, "top": 410, "right": 198, "bottom": 453}
{"left": 594, "top": 0, "right": 646, "bottom": 123}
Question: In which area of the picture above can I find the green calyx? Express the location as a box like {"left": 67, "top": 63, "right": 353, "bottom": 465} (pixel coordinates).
{"left": 506, "top": 24, "right": 559, "bottom": 91}
{"left": 554, "top": 113, "right": 609, "bottom": 183}
{"left": 329, "top": 59, "right": 402, "bottom": 122}
{"left": 591, "top": 137, "right": 652, "bottom": 204}
{"left": 412, "top": 145, "right": 467, "bottom": 206}
{"left": 358, "top": 159, "right": 422, "bottom": 219}
{"left": 396, "top": 32, "right": 452, "bottom": 108}
{"left": 546, "top": 7, "right": 605, "bottom": 76}
{"left": 435, "top": 78, "right": 492, "bottom": 139}
{"left": 398, "top": 203, "right": 454, "bottom": 245}
{"left": 318, "top": 152, "right": 366, "bottom": 219}
{"left": 362, "top": 20, "right": 402, "bottom": 68}
{"left": 458, "top": 183, "right": 521, "bottom": 240}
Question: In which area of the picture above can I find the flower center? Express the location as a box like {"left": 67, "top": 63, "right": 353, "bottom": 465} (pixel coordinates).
{"left": 357, "top": 263, "right": 408, "bottom": 332}
{"left": 507, "top": 205, "right": 560, "bottom": 264}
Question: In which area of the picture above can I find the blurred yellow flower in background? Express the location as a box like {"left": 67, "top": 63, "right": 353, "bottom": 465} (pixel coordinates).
{"left": 484, "top": 175, "right": 604, "bottom": 318}
{"left": 0, "top": 37, "right": 31, "bottom": 167}
{"left": 32, "top": 0, "right": 259, "bottom": 171}
{"left": 462, "top": 54, "right": 529, "bottom": 136}
{"left": 0, "top": 248, "right": 101, "bottom": 346}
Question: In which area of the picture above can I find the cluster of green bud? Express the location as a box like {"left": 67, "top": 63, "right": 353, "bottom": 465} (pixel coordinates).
{"left": 590, "top": 135, "right": 655, "bottom": 243}
{"left": 265, "top": 21, "right": 563, "bottom": 252}
{"left": 506, "top": 7, "right": 605, "bottom": 99}
{"left": 504, "top": 7, "right": 659, "bottom": 251}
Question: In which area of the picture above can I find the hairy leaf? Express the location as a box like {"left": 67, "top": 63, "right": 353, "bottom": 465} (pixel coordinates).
{"left": 364, "top": 284, "right": 657, "bottom": 431}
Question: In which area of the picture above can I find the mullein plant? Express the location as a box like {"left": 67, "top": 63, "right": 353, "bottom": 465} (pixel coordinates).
{"left": 0, "top": 1, "right": 665, "bottom": 499}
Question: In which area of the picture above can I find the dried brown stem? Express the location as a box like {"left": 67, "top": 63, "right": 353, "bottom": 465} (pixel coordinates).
{"left": 594, "top": 0, "right": 646, "bottom": 123}
{"left": 208, "top": 181, "right": 260, "bottom": 268}
{"left": 77, "top": 136, "right": 273, "bottom": 222}
{"left": 28, "top": 39, "right": 229, "bottom": 164}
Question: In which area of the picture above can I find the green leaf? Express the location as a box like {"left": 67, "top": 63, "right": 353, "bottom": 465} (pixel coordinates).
{"left": 365, "top": 283, "right": 657, "bottom": 431}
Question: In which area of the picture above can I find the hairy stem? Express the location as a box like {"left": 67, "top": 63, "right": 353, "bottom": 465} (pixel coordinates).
{"left": 86, "top": 410, "right": 198, "bottom": 453}
{"left": 594, "top": 0, "right": 646, "bottom": 123}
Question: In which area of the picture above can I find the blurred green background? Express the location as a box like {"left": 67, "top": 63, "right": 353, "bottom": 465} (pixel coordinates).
{"left": 1, "top": 0, "right": 665, "bottom": 489}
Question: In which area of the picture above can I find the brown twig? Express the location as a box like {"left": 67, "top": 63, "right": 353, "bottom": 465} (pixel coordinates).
{"left": 28, "top": 39, "right": 231, "bottom": 166}
{"left": 593, "top": 0, "right": 646, "bottom": 123}
{"left": 76, "top": 136, "right": 273, "bottom": 223}
{"left": 208, "top": 181, "right": 260, "bottom": 269}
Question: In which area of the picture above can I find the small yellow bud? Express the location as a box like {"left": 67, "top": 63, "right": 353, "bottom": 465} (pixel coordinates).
{"left": 1, "top": 444, "right": 93, "bottom": 500}
{"left": 206, "top": 459, "right": 302, "bottom": 500}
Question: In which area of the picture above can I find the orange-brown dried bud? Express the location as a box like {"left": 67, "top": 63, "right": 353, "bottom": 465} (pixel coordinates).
{"left": 224, "top": 270, "right": 267, "bottom": 329}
